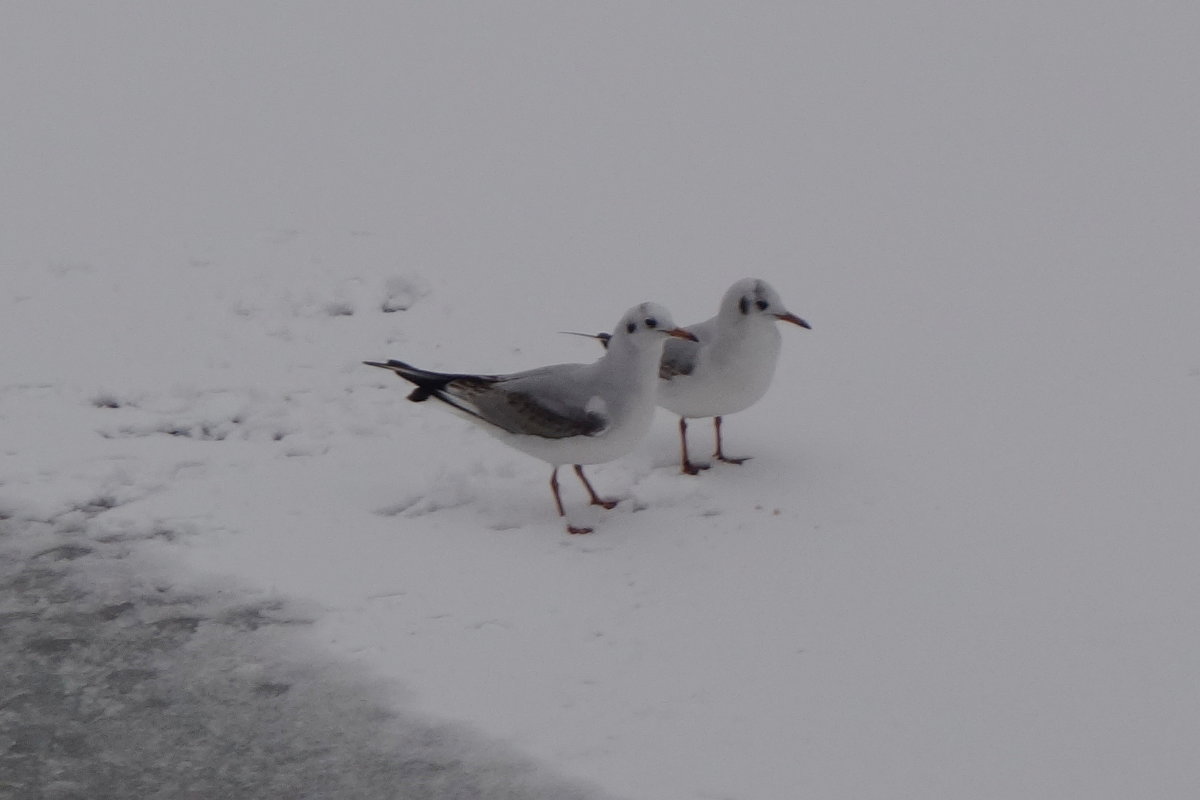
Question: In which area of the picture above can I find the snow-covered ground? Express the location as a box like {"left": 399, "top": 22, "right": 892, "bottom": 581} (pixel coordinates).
{"left": 4, "top": 4, "right": 1199, "bottom": 799}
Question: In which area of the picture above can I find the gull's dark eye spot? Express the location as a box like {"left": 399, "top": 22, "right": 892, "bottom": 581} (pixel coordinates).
{"left": 756, "top": 299, "right": 769, "bottom": 311}
{"left": 738, "top": 297, "right": 750, "bottom": 315}
{"left": 626, "top": 321, "right": 637, "bottom": 334}
{"left": 645, "top": 318, "right": 658, "bottom": 329}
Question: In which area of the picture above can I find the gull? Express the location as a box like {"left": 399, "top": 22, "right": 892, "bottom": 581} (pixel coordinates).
{"left": 659, "top": 278, "right": 810, "bottom": 474}
{"left": 566, "top": 279, "right": 810, "bottom": 474}
{"left": 365, "top": 303, "right": 695, "bottom": 534}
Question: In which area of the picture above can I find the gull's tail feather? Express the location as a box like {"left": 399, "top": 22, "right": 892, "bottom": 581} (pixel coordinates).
{"left": 364, "top": 359, "right": 462, "bottom": 402}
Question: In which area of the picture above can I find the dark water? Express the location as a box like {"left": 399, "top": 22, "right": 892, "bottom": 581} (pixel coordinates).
{"left": 0, "top": 516, "right": 606, "bottom": 800}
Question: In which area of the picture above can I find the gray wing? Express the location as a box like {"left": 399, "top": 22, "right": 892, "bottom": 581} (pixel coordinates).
{"left": 659, "top": 336, "right": 699, "bottom": 380}
{"left": 443, "top": 371, "right": 608, "bottom": 439}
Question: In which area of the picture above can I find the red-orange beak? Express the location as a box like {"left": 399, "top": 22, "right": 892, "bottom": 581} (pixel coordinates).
{"left": 666, "top": 327, "right": 699, "bottom": 341}
{"left": 776, "top": 312, "right": 811, "bottom": 329}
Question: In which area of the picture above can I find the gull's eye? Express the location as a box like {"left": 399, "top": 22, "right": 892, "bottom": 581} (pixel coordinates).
{"left": 756, "top": 299, "right": 769, "bottom": 311}
{"left": 738, "top": 297, "right": 750, "bottom": 315}
{"left": 626, "top": 321, "right": 637, "bottom": 334}
{"left": 644, "top": 318, "right": 658, "bottom": 329}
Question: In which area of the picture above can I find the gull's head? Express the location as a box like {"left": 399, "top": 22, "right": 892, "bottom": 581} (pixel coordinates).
{"left": 721, "top": 278, "right": 811, "bottom": 330}
{"left": 611, "top": 302, "right": 697, "bottom": 348}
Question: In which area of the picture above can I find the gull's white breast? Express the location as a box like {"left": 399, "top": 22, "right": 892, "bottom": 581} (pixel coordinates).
{"left": 658, "top": 320, "right": 782, "bottom": 419}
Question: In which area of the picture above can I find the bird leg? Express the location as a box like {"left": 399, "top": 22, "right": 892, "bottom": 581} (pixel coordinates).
{"left": 574, "top": 465, "right": 618, "bottom": 509}
{"left": 550, "top": 467, "right": 593, "bottom": 534}
{"left": 712, "top": 416, "right": 749, "bottom": 465}
{"left": 679, "top": 417, "right": 710, "bottom": 475}
{"left": 549, "top": 467, "right": 567, "bottom": 516}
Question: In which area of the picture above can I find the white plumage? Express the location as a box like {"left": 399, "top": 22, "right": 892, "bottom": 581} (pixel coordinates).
{"left": 656, "top": 279, "right": 810, "bottom": 474}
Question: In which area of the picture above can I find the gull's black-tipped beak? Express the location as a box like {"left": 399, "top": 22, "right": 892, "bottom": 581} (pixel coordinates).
{"left": 776, "top": 312, "right": 811, "bottom": 329}
{"left": 666, "top": 327, "right": 699, "bottom": 341}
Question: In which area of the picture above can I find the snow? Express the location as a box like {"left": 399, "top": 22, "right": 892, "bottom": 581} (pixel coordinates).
{"left": 4, "top": 3, "right": 1200, "bottom": 799}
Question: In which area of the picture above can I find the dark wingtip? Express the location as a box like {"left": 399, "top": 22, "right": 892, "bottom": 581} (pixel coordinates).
{"left": 366, "top": 358, "right": 454, "bottom": 402}
{"left": 560, "top": 331, "right": 612, "bottom": 350}
{"left": 365, "top": 359, "right": 414, "bottom": 372}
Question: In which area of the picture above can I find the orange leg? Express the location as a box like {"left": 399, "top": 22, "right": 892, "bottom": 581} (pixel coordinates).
{"left": 574, "top": 465, "right": 617, "bottom": 509}
{"left": 679, "top": 417, "right": 711, "bottom": 475}
{"left": 713, "top": 416, "right": 749, "bottom": 465}
{"left": 550, "top": 466, "right": 593, "bottom": 534}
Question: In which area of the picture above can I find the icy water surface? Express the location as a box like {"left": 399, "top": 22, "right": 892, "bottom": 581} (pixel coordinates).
{"left": 0, "top": 514, "right": 606, "bottom": 800}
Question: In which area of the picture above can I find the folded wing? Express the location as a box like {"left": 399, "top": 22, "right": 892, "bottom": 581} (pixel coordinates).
{"left": 365, "top": 360, "right": 608, "bottom": 439}
{"left": 659, "top": 337, "right": 698, "bottom": 381}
